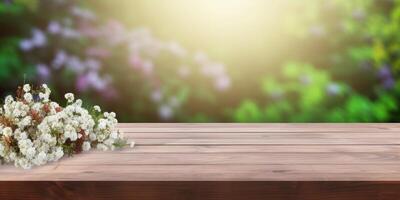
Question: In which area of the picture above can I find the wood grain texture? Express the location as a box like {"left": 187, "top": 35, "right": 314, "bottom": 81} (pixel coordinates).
{"left": 1, "top": 123, "right": 400, "bottom": 181}
{"left": 2, "top": 124, "right": 400, "bottom": 199}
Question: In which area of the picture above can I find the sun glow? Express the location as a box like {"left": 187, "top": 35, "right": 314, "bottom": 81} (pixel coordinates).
{"left": 93, "top": 0, "right": 294, "bottom": 74}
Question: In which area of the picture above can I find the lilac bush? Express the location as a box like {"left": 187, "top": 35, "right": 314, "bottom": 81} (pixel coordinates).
{"left": 18, "top": 0, "right": 231, "bottom": 122}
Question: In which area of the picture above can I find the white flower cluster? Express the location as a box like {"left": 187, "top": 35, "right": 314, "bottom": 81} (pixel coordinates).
{"left": 0, "top": 84, "right": 129, "bottom": 169}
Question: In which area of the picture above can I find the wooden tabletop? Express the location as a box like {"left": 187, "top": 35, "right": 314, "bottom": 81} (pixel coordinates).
{"left": 1, "top": 123, "right": 400, "bottom": 181}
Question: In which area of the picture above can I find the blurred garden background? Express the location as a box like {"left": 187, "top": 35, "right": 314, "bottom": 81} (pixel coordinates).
{"left": 1, "top": 0, "right": 400, "bottom": 122}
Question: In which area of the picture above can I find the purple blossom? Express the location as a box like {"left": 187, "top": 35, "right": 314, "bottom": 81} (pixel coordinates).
{"left": 383, "top": 78, "right": 395, "bottom": 89}
{"left": 215, "top": 75, "right": 231, "bottom": 91}
{"left": 52, "top": 50, "right": 68, "bottom": 69}
{"left": 66, "top": 56, "right": 85, "bottom": 73}
{"left": 159, "top": 105, "right": 173, "bottom": 120}
{"left": 87, "top": 72, "right": 110, "bottom": 91}
{"left": 326, "top": 83, "right": 341, "bottom": 96}
{"left": 378, "top": 66, "right": 392, "bottom": 79}
{"left": 31, "top": 29, "right": 47, "bottom": 47}
{"left": 47, "top": 21, "right": 62, "bottom": 34}
{"left": 76, "top": 74, "right": 90, "bottom": 92}
{"left": 77, "top": 72, "right": 112, "bottom": 93}
{"left": 378, "top": 66, "right": 395, "bottom": 89}
{"left": 36, "top": 64, "right": 50, "bottom": 80}
{"left": 19, "top": 39, "right": 33, "bottom": 51}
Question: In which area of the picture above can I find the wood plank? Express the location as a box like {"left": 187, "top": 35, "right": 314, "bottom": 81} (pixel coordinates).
{"left": 118, "top": 123, "right": 400, "bottom": 133}
{"left": 122, "top": 132, "right": 400, "bottom": 139}
{"left": 3, "top": 164, "right": 400, "bottom": 174}
{"left": 126, "top": 138, "right": 400, "bottom": 145}
{"left": 21, "top": 152, "right": 400, "bottom": 165}
{"left": 94, "top": 145, "right": 400, "bottom": 154}
{"left": 4, "top": 172, "right": 400, "bottom": 181}
{"left": 3, "top": 165, "right": 400, "bottom": 181}
{"left": 1, "top": 123, "right": 400, "bottom": 182}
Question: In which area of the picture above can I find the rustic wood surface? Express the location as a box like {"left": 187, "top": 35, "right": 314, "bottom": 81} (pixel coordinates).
{"left": 1, "top": 123, "right": 400, "bottom": 181}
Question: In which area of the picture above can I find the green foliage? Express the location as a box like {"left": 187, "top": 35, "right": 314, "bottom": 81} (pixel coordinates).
{"left": 0, "top": 39, "right": 32, "bottom": 81}
{"left": 233, "top": 0, "right": 400, "bottom": 122}
{"left": 233, "top": 100, "right": 264, "bottom": 122}
{"left": 236, "top": 62, "right": 347, "bottom": 122}
{"left": 234, "top": 60, "right": 399, "bottom": 122}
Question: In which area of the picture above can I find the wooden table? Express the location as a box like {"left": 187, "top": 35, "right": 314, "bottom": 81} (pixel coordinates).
{"left": 2, "top": 123, "right": 400, "bottom": 199}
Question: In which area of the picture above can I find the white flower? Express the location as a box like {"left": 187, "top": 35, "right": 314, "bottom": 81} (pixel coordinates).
{"left": 98, "top": 120, "right": 107, "bottom": 130}
{"left": 5, "top": 95, "right": 14, "bottom": 105}
{"left": 25, "top": 147, "right": 36, "bottom": 159}
{"left": 33, "top": 152, "right": 47, "bottom": 165}
{"left": 24, "top": 93, "right": 33, "bottom": 103}
{"left": 97, "top": 143, "right": 108, "bottom": 151}
{"left": 130, "top": 141, "right": 135, "bottom": 148}
{"left": 39, "top": 92, "right": 50, "bottom": 102}
{"left": 18, "top": 117, "right": 32, "bottom": 128}
{"left": 55, "top": 147, "right": 64, "bottom": 160}
{"left": 17, "top": 158, "right": 32, "bottom": 169}
{"left": 0, "top": 143, "right": 5, "bottom": 156}
{"left": 2, "top": 127, "right": 13, "bottom": 137}
{"left": 93, "top": 105, "right": 101, "bottom": 112}
{"left": 82, "top": 142, "right": 91, "bottom": 151}
{"left": 89, "top": 133, "right": 97, "bottom": 141}
{"left": 75, "top": 99, "right": 82, "bottom": 107}
{"left": 65, "top": 93, "right": 75, "bottom": 103}
{"left": 118, "top": 131, "right": 125, "bottom": 138}
{"left": 110, "top": 131, "right": 118, "bottom": 139}
{"left": 1, "top": 84, "right": 126, "bottom": 169}
{"left": 23, "top": 84, "right": 31, "bottom": 92}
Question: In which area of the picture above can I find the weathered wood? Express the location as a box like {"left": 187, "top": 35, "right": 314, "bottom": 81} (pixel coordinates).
{"left": 3, "top": 152, "right": 397, "bottom": 167}
{"left": 3, "top": 164, "right": 400, "bottom": 181}
{"left": 117, "top": 138, "right": 400, "bottom": 145}
{"left": 1, "top": 123, "right": 400, "bottom": 199}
